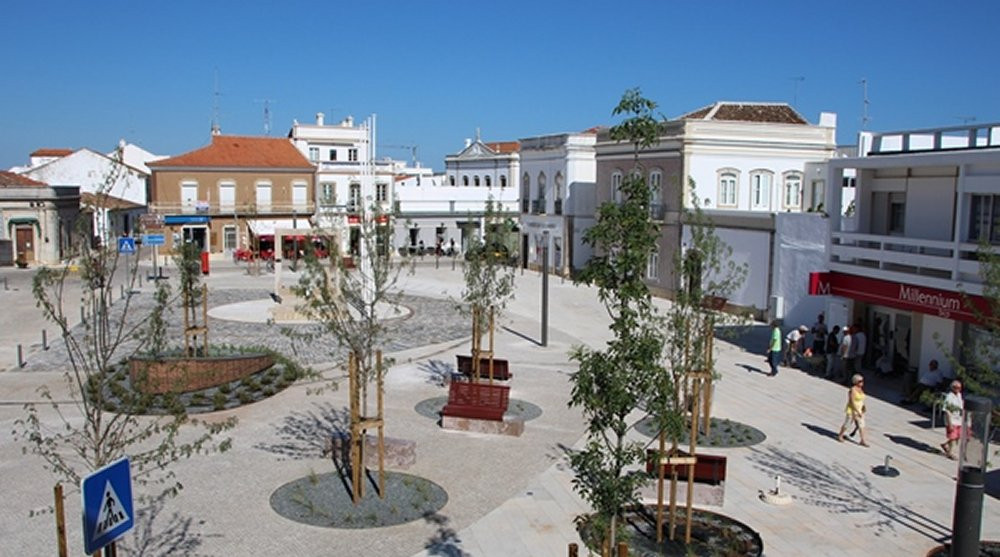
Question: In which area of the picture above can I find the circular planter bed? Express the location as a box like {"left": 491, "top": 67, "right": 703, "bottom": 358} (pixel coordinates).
{"left": 636, "top": 417, "right": 766, "bottom": 448}
{"left": 270, "top": 471, "right": 447, "bottom": 529}
{"left": 414, "top": 395, "right": 542, "bottom": 422}
{"left": 578, "top": 506, "right": 763, "bottom": 557}
{"left": 96, "top": 348, "right": 306, "bottom": 415}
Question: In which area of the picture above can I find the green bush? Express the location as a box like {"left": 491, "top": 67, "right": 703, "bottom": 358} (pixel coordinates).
{"left": 237, "top": 390, "right": 254, "bottom": 404}
{"left": 212, "top": 391, "right": 227, "bottom": 411}
{"left": 219, "top": 383, "right": 232, "bottom": 394}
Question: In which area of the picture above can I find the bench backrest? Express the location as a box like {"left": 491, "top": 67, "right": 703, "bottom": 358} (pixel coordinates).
{"left": 448, "top": 381, "right": 509, "bottom": 409}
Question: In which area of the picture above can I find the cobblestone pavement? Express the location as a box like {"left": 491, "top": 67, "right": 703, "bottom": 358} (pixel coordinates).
{"left": 17, "top": 287, "right": 469, "bottom": 371}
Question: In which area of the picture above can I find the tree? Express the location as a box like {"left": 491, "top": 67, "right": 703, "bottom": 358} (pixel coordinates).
{"left": 458, "top": 198, "right": 517, "bottom": 379}
{"left": 15, "top": 147, "right": 234, "bottom": 510}
{"left": 568, "top": 88, "right": 665, "bottom": 548}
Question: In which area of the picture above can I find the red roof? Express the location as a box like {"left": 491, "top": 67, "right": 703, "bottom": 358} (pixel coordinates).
{"left": 0, "top": 171, "right": 47, "bottom": 187}
{"left": 485, "top": 141, "right": 520, "bottom": 154}
{"left": 680, "top": 102, "right": 807, "bottom": 124}
{"left": 148, "top": 135, "right": 314, "bottom": 169}
{"left": 30, "top": 148, "right": 74, "bottom": 158}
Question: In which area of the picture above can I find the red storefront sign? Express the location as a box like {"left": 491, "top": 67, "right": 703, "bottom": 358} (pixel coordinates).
{"left": 347, "top": 215, "right": 389, "bottom": 225}
{"left": 808, "top": 271, "right": 991, "bottom": 324}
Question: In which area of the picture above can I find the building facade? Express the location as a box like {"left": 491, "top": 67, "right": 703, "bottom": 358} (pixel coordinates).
{"left": 813, "top": 122, "right": 1000, "bottom": 379}
{"left": 594, "top": 102, "right": 837, "bottom": 318}
{"left": 518, "top": 131, "right": 596, "bottom": 274}
{"left": 0, "top": 171, "right": 80, "bottom": 265}
{"left": 147, "top": 135, "right": 315, "bottom": 257}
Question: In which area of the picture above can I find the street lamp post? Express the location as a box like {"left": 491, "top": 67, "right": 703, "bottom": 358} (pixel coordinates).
{"left": 950, "top": 395, "right": 993, "bottom": 556}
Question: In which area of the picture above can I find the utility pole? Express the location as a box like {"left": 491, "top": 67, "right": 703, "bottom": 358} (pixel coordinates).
{"left": 859, "top": 78, "right": 870, "bottom": 131}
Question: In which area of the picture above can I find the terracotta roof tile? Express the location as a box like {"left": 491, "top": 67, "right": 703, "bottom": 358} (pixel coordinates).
{"left": 148, "top": 135, "right": 314, "bottom": 169}
{"left": 485, "top": 141, "right": 520, "bottom": 154}
{"left": 0, "top": 171, "right": 47, "bottom": 187}
{"left": 680, "top": 102, "right": 807, "bottom": 124}
{"left": 30, "top": 148, "right": 74, "bottom": 158}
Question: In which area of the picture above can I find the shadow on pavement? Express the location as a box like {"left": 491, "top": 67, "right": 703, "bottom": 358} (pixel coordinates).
{"left": 501, "top": 325, "right": 542, "bottom": 347}
{"left": 883, "top": 433, "right": 941, "bottom": 456}
{"left": 423, "top": 512, "right": 469, "bottom": 557}
{"left": 120, "top": 492, "right": 213, "bottom": 556}
{"left": 419, "top": 359, "right": 457, "bottom": 387}
{"left": 737, "top": 363, "right": 768, "bottom": 375}
{"left": 748, "top": 445, "right": 952, "bottom": 543}
{"left": 802, "top": 422, "right": 841, "bottom": 442}
{"left": 253, "top": 401, "right": 349, "bottom": 461}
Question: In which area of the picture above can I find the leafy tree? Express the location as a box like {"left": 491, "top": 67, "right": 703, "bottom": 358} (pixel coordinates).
{"left": 15, "top": 147, "right": 234, "bottom": 510}
{"left": 568, "top": 88, "right": 665, "bottom": 548}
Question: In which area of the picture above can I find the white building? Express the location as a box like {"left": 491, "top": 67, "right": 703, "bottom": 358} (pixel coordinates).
{"left": 813, "top": 122, "right": 1000, "bottom": 378}
{"left": 15, "top": 142, "right": 160, "bottom": 243}
{"left": 392, "top": 135, "right": 521, "bottom": 254}
{"left": 288, "top": 113, "right": 394, "bottom": 255}
{"left": 518, "top": 130, "right": 597, "bottom": 274}
{"left": 595, "top": 102, "right": 837, "bottom": 321}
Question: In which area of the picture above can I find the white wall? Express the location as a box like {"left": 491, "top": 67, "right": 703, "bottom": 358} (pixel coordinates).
{"left": 772, "top": 213, "right": 830, "bottom": 328}
{"left": 683, "top": 225, "right": 770, "bottom": 311}
{"left": 689, "top": 152, "right": 822, "bottom": 212}
{"left": 919, "top": 314, "right": 956, "bottom": 378}
{"left": 23, "top": 150, "right": 147, "bottom": 205}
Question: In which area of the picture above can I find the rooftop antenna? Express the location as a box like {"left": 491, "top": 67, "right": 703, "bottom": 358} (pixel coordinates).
{"left": 254, "top": 98, "right": 277, "bottom": 135}
{"left": 789, "top": 76, "right": 805, "bottom": 107}
{"left": 211, "top": 68, "right": 222, "bottom": 136}
{"left": 859, "top": 78, "right": 870, "bottom": 131}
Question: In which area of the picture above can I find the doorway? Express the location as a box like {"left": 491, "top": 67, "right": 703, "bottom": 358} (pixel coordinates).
{"left": 182, "top": 226, "right": 208, "bottom": 252}
{"left": 15, "top": 225, "right": 34, "bottom": 263}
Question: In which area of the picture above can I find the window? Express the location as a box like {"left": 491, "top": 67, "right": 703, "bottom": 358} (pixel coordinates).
{"left": 462, "top": 175, "right": 469, "bottom": 186}
{"left": 255, "top": 181, "right": 272, "bottom": 209}
{"left": 888, "top": 193, "right": 906, "bottom": 234}
{"left": 718, "top": 170, "right": 738, "bottom": 207}
{"left": 782, "top": 172, "right": 802, "bottom": 210}
{"left": 348, "top": 183, "right": 361, "bottom": 210}
{"left": 329, "top": 149, "right": 337, "bottom": 161}
{"left": 521, "top": 173, "right": 531, "bottom": 212}
{"left": 647, "top": 249, "right": 659, "bottom": 280}
{"left": 485, "top": 176, "right": 492, "bottom": 188}
{"left": 449, "top": 175, "right": 456, "bottom": 186}
{"left": 537, "top": 172, "right": 547, "bottom": 214}
{"left": 321, "top": 183, "right": 335, "bottom": 205}
{"left": 308, "top": 147, "right": 319, "bottom": 162}
{"left": 474, "top": 175, "right": 480, "bottom": 187}
{"left": 750, "top": 170, "right": 772, "bottom": 209}
{"left": 649, "top": 169, "right": 662, "bottom": 217}
{"left": 611, "top": 170, "right": 623, "bottom": 203}
{"left": 219, "top": 181, "right": 235, "bottom": 210}
{"left": 348, "top": 148, "right": 358, "bottom": 162}
{"left": 292, "top": 181, "right": 308, "bottom": 210}
{"left": 181, "top": 181, "right": 198, "bottom": 210}
{"left": 376, "top": 183, "right": 388, "bottom": 202}
{"left": 968, "top": 195, "right": 1000, "bottom": 243}
{"left": 810, "top": 180, "right": 825, "bottom": 211}
{"left": 500, "top": 175, "right": 507, "bottom": 188}
{"left": 224, "top": 225, "right": 237, "bottom": 252}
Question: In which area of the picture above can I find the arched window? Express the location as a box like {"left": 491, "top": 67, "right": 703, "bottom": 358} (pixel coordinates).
{"left": 485, "top": 175, "right": 492, "bottom": 188}
{"left": 611, "top": 169, "right": 623, "bottom": 203}
{"left": 717, "top": 168, "right": 739, "bottom": 207}
{"left": 782, "top": 171, "right": 803, "bottom": 210}
{"left": 462, "top": 175, "right": 469, "bottom": 187}
{"left": 648, "top": 168, "right": 662, "bottom": 208}
{"left": 521, "top": 173, "right": 530, "bottom": 212}
{"left": 474, "top": 175, "right": 480, "bottom": 187}
{"left": 536, "top": 172, "right": 547, "bottom": 214}
{"left": 500, "top": 175, "right": 507, "bottom": 188}
{"left": 749, "top": 170, "right": 773, "bottom": 210}
{"left": 449, "top": 175, "right": 455, "bottom": 186}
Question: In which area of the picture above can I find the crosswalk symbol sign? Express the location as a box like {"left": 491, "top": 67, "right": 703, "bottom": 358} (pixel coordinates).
{"left": 81, "top": 456, "right": 134, "bottom": 554}
{"left": 117, "top": 237, "right": 136, "bottom": 254}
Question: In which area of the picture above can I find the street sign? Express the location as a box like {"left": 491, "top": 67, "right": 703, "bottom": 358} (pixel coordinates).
{"left": 117, "top": 237, "right": 136, "bottom": 254}
{"left": 142, "top": 234, "right": 165, "bottom": 246}
{"left": 81, "top": 457, "right": 134, "bottom": 554}
{"left": 139, "top": 213, "right": 164, "bottom": 229}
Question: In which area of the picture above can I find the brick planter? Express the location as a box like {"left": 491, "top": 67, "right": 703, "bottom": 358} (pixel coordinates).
{"left": 129, "top": 353, "right": 274, "bottom": 394}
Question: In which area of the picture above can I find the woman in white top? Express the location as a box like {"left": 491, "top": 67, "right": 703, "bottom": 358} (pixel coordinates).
{"left": 940, "top": 380, "right": 963, "bottom": 459}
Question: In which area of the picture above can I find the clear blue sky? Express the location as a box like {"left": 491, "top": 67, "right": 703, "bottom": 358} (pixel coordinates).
{"left": 2, "top": 1, "right": 998, "bottom": 172}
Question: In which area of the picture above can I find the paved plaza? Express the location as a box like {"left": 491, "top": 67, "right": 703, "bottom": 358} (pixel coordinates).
{"left": 0, "top": 259, "right": 997, "bottom": 556}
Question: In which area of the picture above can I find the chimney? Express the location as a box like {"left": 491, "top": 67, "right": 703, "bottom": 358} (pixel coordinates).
{"left": 464, "top": 138, "right": 472, "bottom": 148}
{"left": 316, "top": 112, "right": 325, "bottom": 126}
{"left": 344, "top": 116, "right": 354, "bottom": 127}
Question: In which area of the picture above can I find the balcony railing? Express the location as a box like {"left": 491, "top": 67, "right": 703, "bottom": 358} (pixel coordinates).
{"left": 868, "top": 122, "right": 1000, "bottom": 155}
{"left": 532, "top": 199, "right": 546, "bottom": 215}
{"left": 648, "top": 203, "right": 665, "bottom": 220}
{"left": 830, "top": 231, "right": 985, "bottom": 294}
{"left": 150, "top": 201, "right": 314, "bottom": 215}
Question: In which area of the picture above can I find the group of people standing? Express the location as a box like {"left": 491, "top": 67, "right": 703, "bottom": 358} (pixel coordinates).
{"left": 767, "top": 315, "right": 964, "bottom": 458}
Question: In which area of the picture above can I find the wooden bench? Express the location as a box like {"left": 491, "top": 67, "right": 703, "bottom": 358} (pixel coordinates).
{"left": 456, "top": 354, "right": 512, "bottom": 381}
{"left": 645, "top": 449, "right": 727, "bottom": 485}
{"left": 441, "top": 381, "right": 510, "bottom": 421}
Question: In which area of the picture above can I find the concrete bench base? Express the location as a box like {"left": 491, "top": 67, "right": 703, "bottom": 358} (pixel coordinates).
{"left": 441, "top": 415, "right": 524, "bottom": 437}
{"left": 639, "top": 480, "right": 725, "bottom": 507}
{"left": 324, "top": 433, "right": 416, "bottom": 470}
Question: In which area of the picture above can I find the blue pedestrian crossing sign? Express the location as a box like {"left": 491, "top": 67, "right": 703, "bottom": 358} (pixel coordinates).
{"left": 81, "top": 456, "right": 134, "bottom": 554}
{"left": 117, "top": 237, "right": 136, "bottom": 255}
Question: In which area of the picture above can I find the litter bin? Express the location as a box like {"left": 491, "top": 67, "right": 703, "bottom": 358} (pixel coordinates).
{"left": 200, "top": 251, "right": 210, "bottom": 275}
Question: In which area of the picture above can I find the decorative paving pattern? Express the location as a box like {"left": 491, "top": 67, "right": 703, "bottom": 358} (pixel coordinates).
{"left": 414, "top": 395, "right": 543, "bottom": 422}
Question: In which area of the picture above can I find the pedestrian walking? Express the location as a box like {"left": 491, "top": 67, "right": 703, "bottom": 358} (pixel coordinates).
{"left": 940, "top": 380, "right": 964, "bottom": 459}
{"left": 767, "top": 320, "right": 781, "bottom": 377}
{"left": 838, "top": 374, "right": 869, "bottom": 446}
{"left": 837, "top": 325, "right": 853, "bottom": 383}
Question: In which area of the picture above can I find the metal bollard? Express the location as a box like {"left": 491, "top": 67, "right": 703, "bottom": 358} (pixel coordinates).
{"left": 42, "top": 329, "right": 48, "bottom": 350}
{"left": 3, "top": 277, "right": 7, "bottom": 290}
{"left": 120, "top": 284, "right": 125, "bottom": 299}
{"left": 80, "top": 306, "right": 85, "bottom": 324}
{"left": 17, "top": 344, "right": 25, "bottom": 368}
